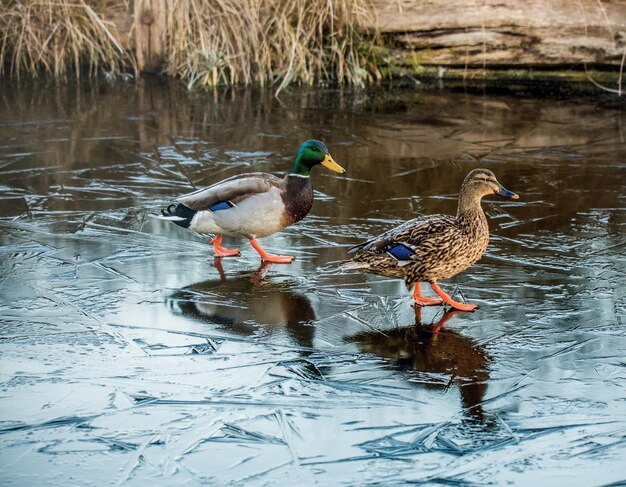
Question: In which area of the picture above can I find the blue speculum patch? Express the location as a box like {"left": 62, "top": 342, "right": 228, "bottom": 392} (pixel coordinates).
{"left": 209, "top": 201, "right": 234, "bottom": 211}
{"left": 386, "top": 243, "right": 414, "bottom": 260}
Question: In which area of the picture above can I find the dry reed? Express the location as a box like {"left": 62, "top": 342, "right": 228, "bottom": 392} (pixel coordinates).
{"left": 0, "top": 0, "right": 378, "bottom": 90}
{"left": 0, "top": 0, "right": 128, "bottom": 78}
{"left": 164, "top": 0, "right": 379, "bottom": 91}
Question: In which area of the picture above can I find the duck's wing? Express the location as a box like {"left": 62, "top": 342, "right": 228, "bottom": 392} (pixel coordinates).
{"left": 351, "top": 215, "right": 460, "bottom": 260}
{"left": 348, "top": 218, "right": 413, "bottom": 253}
{"left": 178, "top": 173, "right": 284, "bottom": 211}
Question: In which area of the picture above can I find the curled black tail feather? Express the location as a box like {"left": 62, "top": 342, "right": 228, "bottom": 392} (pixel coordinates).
{"left": 161, "top": 203, "right": 197, "bottom": 228}
{"left": 161, "top": 204, "right": 176, "bottom": 217}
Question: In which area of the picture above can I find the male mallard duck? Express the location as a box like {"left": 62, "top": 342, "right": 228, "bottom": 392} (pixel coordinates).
{"left": 160, "top": 140, "right": 345, "bottom": 263}
{"left": 348, "top": 168, "right": 519, "bottom": 311}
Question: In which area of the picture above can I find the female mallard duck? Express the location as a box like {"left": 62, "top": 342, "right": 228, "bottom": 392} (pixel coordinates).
{"left": 160, "top": 140, "right": 345, "bottom": 263}
{"left": 348, "top": 168, "right": 519, "bottom": 311}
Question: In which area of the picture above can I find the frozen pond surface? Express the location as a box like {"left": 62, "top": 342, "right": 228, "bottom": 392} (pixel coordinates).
{"left": 0, "top": 80, "right": 625, "bottom": 486}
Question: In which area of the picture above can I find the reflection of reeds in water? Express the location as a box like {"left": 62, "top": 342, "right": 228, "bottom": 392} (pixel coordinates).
{"left": 0, "top": 0, "right": 127, "bottom": 78}
{"left": 348, "top": 310, "right": 491, "bottom": 420}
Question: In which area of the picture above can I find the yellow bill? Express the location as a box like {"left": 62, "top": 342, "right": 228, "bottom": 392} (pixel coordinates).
{"left": 321, "top": 154, "right": 346, "bottom": 174}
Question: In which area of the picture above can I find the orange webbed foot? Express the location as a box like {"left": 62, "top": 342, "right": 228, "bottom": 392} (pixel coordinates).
{"left": 249, "top": 239, "right": 295, "bottom": 264}
{"left": 414, "top": 296, "right": 444, "bottom": 307}
{"left": 210, "top": 235, "right": 240, "bottom": 258}
{"left": 260, "top": 255, "right": 295, "bottom": 264}
{"left": 430, "top": 282, "right": 479, "bottom": 312}
{"left": 448, "top": 302, "right": 479, "bottom": 312}
{"left": 412, "top": 283, "right": 444, "bottom": 307}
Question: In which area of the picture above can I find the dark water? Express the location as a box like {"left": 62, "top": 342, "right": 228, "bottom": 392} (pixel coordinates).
{"left": 0, "top": 79, "right": 625, "bottom": 486}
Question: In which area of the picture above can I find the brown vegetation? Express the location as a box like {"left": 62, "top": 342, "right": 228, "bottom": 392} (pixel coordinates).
{"left": 0, "top": 0, "right": 379, "bottom": 90}
{"left": 1, "top": 0, "right": 624, "bottom": 93}
{"left": 0, "top": 0, "right": 129, "bottom": 78}
{"left": 164, "top": 0, "right": 379, "bottom": 91}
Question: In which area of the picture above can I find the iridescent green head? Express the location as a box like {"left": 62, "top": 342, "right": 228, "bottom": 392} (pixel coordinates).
{"left": 291, "top": 140, "right": 345, "bottom": 177}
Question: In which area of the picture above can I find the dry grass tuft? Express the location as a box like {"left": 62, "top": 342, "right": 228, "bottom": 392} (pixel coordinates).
{"left": 165, "top": 0, "right": 379, "bottom": 92}
{"left": 0, "top": 0, "right": 379, "bottom": 89}
{"left": 0, "top": 0, "right": 128, "bottom": 78}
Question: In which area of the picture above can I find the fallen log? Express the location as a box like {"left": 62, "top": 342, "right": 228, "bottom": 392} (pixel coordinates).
{"left": 369, "top": 0, "right": 626, "bottom": 67}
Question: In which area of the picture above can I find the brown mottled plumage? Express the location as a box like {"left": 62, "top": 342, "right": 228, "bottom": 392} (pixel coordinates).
{"left": 349, "top": 168, "right": 519, "bottom": 311}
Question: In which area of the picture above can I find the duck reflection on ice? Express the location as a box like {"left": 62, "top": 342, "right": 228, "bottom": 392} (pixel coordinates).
{"left": 348, "top": 308, "right": 490, "bottom": 420}
{"left": 167, "top": 260, "right": 315, "bottom": 349}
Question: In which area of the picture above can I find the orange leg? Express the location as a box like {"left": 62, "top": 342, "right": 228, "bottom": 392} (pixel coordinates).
{"left": 251, "top": 261, "right": 273, "bottom": 286}
{"left": 414, "top": 304, "right": 423, "bottom": 323}
{"left": 210, "top": 235, "right": 240, "bottom": 257}
{"left": 414, "top": 306, "right": 463, "bottom": 332}
{"left": 430, "top": 282, "right": 478, "bottom": 312}
{"left": 431, "top": 310, "right": 464, "bottom": 332}
{"left": 412, "top": 283, "right": 444, "bottom": 307}
{"left": 249, "top": 239, "right": 295, "bottom": 264}
{"left": 212, "top": 257, "right": 227, "bottom": 281}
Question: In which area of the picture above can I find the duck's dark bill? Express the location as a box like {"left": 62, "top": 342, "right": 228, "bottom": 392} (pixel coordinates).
{"left": 497, "top": 186, "right": 519, "bottom": 199}
{"left": 321, "top": 154, "right": 346, "bottom": 174}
